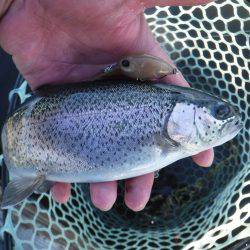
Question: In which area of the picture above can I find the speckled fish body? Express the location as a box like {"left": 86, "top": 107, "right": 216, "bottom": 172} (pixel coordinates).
{"left": 1, "top": 81, "right": 243, "bottom": 208}
{"left": 3, "top": 81, "right": 177, "bottom": 183}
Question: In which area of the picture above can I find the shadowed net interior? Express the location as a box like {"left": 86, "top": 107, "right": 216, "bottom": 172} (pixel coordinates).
{"left": 0, "top": 0, "right": 249, "bottom": 249}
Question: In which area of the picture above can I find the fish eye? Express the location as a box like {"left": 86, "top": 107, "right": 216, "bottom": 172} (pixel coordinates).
{"left": 121, "top": 59, "right": 130, "bottom": 67}
{"left": 214, "top": 104, "right": 231, "bottom": 120}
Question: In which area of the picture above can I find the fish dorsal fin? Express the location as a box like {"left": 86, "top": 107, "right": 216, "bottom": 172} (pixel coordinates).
{"left": 1, "top": 175, "right": 45, "bottom": 209}
{"left": 153, "top": 83, "right": 187, "bottom": 95}
{"left": 153, "top": 83, "right": 219, "bottom": 102}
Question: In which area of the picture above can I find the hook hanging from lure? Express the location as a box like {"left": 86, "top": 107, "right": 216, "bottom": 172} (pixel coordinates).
{"left": 92, "top": 54, "right": 178, "bottom": 81}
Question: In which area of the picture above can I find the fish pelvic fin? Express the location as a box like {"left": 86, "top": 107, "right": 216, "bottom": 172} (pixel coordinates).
{"left": 1, "top": 175, "right": 45, "bottom": 209}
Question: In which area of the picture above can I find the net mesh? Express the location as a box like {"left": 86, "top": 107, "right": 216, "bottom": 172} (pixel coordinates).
{"left": 0, "top": 0, "right": 249, "bottom": 249}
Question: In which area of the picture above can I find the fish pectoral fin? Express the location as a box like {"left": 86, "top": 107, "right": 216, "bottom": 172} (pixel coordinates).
{"left": 163, "top": 133, "right": 180, "bottom": 148}
{"left": 34, "top": 180, "right": 55, "bottom": 194}
{"left": 1, "top": 175, "right": 45, "bottom": 209}
{"left": 155, "top": 133, "right": 180, "bottom": 154}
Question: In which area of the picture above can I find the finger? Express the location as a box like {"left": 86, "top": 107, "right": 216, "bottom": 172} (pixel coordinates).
{"left": 147, "top": 45, "right": 189, "bottom": 87}
{"left": 192, "top": 148, "right": 214, "bottom": 167}
{"left": 51, "top": 182, "right": 71, "bottom": 203}
{"left": 142, "top": 0, "right": 214, "bottom": 8}
{"left": 162, "top": 72, "right": 189, "bottom": 87}
{"left": 0, "top": 0, "right": 13, "bottom": 18}
{"left": 90, "top": 181, "right": 117, "bottom": 211}
{"left": 138, "top": 20, "right": 190, "bottom": 87}
{"left": 125, "top": 173, "right": 154, "bottom": 211}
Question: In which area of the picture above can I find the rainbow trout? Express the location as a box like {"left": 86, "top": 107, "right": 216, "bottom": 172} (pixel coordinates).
{"left": 1, "top": 81, "right": 243, "bottom": 208}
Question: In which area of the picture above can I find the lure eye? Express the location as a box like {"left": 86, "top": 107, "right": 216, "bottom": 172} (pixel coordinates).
{"left": 121, "top": 59, "right": 130, "bottom": 67}
{"left": 214, "top": 104, "right": 231, "bottom": 119}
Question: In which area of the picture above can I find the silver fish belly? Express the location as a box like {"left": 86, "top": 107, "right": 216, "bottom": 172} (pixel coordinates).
{"left": 1, "top": 81, "right": 243, "bottom": 208}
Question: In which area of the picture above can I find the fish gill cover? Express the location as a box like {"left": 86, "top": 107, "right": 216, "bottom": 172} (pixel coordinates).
{"left": 0, "top": 0, "right": 249, "bottom": 249}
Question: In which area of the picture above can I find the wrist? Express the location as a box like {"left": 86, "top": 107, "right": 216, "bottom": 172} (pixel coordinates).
{"left": 0, "top": 0, "right": 13, "bottom": 19}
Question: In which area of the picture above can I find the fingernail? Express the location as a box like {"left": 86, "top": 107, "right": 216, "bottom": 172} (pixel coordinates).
{"left": 125, "top": 187, "right": 149, "bottom": 212}
{"left": 90, "top": 183, "right": 117, "bottom": 211}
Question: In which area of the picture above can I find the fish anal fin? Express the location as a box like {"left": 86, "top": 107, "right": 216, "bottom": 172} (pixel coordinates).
{"left": 34, "top": 180, "right": 55, "bottom": 194}
{"left": 1, "top": 175, "right": 45, "bottom": 209}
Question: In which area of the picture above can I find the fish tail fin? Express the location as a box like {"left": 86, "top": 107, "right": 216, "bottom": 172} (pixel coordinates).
{"left": 1, "top": 175, "right": 45, "bottom": 209}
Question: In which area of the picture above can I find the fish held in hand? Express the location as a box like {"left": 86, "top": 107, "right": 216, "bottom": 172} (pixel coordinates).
{"left": 1, "top": 81, "right": 243, "bottom": 208}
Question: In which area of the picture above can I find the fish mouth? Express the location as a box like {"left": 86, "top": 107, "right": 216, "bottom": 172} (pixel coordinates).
{"left": 226, "top": 117, "right": 243, "bottom": 134}
{"left": 213, "top": 118, "right": 243, "bottom": 149}
{"left": 232, "top": 113, "right": 244, "bottom": 131}
{"left": 234, "top": 122, "right": 244, "bottom": 133}
{"left": 219, "top": 115, "right": 243, "bottom": 139}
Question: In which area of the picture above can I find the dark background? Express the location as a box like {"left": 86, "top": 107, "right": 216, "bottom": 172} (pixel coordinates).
{"left": 0, "top": 47, "right": 18, "bottom": 151}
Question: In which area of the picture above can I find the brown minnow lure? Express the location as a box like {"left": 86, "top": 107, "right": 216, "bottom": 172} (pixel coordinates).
{"left": 92, "top": 54, "right": 177, "bottom": 81}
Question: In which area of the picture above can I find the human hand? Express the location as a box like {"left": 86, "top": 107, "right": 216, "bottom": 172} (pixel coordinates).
{"left": 0, "top": 0, "right": 214, "bottom": 211}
